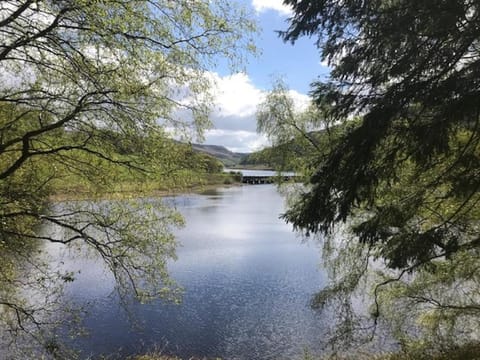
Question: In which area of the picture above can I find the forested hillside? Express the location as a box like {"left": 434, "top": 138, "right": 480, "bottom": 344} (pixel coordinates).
{"left": 191, "top": 143, "right": 248, "bottom": 167}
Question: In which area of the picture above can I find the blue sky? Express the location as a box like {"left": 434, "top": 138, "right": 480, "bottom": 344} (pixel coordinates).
{"left": 243, "top": 2, "right": 328, "bottom": 94}
{"left": 202, "top": 0, "right": 330, "bottom": 153}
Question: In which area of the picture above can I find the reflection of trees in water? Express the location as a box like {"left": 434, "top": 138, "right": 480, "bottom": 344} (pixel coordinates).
{"left": 1, "top": 198, "right": 185, "bottom": 358}
{"left": 304, "top": 224, "right": 480, "bottom": 354}
{"left": 1, "top": 220, "right": 77, "bottom": 358}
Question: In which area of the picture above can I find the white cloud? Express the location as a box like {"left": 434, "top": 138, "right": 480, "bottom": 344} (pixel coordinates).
{"left": 203, "top": 72, "right": 310, "bottom": 152}
{"left": 204, "top": 129, "right": 268, "bottom": 153}
{"left": 252, "top": 0, "right": 292, "bottom": 16}
{"left": 287, "top": 89, "right": 310, "bottom": 112}
{"left": 320, "top": 59, "right": 330, "bottom": 67}
{"left": 211, "top": 72, "right": 264, "bottom": 118}
{"left": 169, "top": 71, "right": 310, "bottom": 153}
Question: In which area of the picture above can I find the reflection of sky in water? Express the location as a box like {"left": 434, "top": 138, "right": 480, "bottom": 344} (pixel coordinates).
{"left": 53, "top": 184, "right": 332, "bottom": 359}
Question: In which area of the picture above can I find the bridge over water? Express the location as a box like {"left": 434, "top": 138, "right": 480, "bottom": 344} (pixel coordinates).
{"left": 241, "top": 174, "right": 298, "bottom": 184}
{"left": 225, "top": 169, "right": 298, "bottom": 185}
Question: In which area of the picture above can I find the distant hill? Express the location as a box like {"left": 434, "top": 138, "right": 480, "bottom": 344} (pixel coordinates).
{"left": 191, "top": 143, "right": 249, "bottom": 167}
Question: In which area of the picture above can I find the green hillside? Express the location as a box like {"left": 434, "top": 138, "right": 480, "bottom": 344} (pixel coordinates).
{"left": 191, "top": 143, "right": 248, "bottom": 167}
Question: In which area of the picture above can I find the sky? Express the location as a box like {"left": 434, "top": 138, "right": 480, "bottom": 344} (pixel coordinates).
{"left": 202, "top": 0, "right": 330, "bottom": 153}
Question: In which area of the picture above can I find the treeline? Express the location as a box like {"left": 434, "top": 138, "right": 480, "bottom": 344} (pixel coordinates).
{"left": 46, "top": 128, "right": 227, "bottom": 199}
{"left": 240, "top": 123, "right": 355, "bottom": 173}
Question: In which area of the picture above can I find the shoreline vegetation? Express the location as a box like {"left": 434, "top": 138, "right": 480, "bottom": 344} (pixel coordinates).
{"left": 49, "top": 171, "right": 244, "bottom": 202}
{"left": 43, "top": 137, "right": 249, "bottom": 202}
{"left": 130, "top": 341, "right": 480, "bottom": 360}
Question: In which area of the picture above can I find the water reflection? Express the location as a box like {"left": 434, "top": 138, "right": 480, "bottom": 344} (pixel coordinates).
{"left": 58, "top": 185, "right": 327, "bottom": 359}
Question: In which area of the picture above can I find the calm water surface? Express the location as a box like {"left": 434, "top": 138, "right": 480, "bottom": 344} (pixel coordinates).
{"left": 55, "top": 184, "right": 330, "bottom": 359}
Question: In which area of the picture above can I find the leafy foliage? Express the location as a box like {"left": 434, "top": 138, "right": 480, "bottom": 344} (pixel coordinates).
{"left": 275, "top": 0, "right": 480, "bottom": 351}
{"left": 254, "top": 79, "right": 347, "bottom": 175}
{"left": 0, "top": 0, "right": 254, "bottom": 357}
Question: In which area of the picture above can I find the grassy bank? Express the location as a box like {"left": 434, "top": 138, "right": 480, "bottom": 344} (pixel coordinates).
{"left": 49, "top": 171, "right": 242, "bottom": 201}
{"left": 129, "top": 342, "right": 480, "bottom": 360}
{"left": 132, "top": 356, "right": 220, "bottom": 360}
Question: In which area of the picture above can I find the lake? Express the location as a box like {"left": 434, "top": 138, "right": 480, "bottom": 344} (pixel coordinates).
{"left": 49, "top": 184, "right": 332, "bottom": 359}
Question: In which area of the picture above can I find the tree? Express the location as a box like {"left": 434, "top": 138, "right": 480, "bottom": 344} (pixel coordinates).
{"left": 256, "top": 79, "right": 327, "bottom": 175}
{"left": 0, "top": 1, "right": 255, "bottom": 357}
{"left": 276, "top": 0, "right": 480, "bottom": 352}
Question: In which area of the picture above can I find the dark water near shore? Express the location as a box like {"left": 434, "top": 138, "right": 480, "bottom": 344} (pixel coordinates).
{"left": 50, "top": 184, "right": 331, "bottom": 359}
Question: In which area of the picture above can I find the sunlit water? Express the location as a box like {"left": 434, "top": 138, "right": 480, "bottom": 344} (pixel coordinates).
{"left": 49, "top": 184, "right": 333, "bottom": 359}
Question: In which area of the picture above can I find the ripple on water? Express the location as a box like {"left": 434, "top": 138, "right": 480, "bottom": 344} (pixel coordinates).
{"left": 52, "top": 184, "right": 329, "bottom": 359}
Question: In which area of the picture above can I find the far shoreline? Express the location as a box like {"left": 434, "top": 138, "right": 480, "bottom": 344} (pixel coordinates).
{"left": 48, "top": 172, "right": 245, "bottom": 203}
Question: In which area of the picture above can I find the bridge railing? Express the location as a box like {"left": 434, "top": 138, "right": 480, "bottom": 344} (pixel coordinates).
{"left": 241, "top": 175, "right": 299, "bottom": 184}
